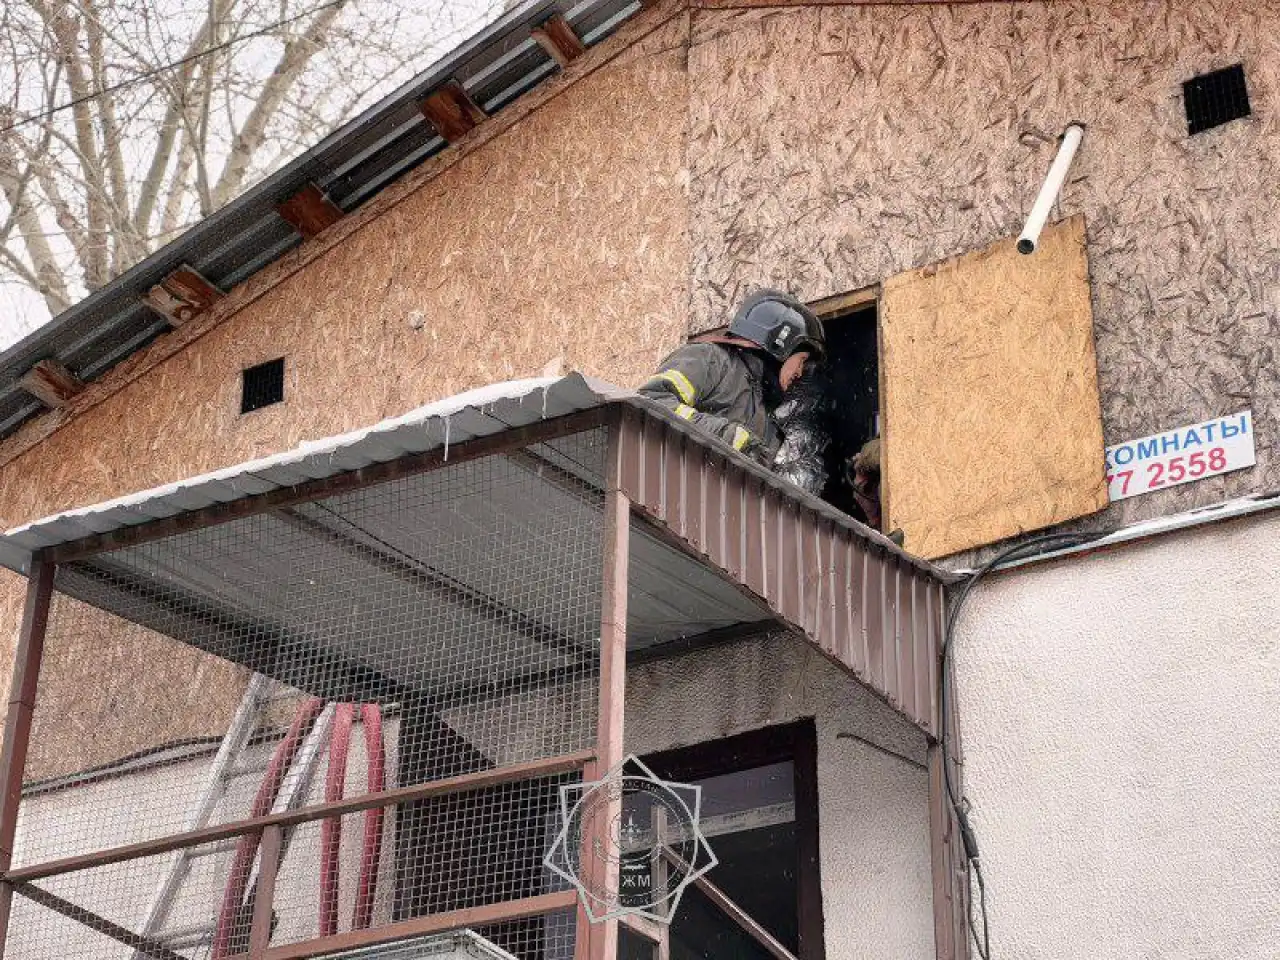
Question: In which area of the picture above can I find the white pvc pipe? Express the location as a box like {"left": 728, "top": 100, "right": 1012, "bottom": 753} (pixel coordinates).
{"left": 1018, "top": 123, "right": 1085, "bottom": 255}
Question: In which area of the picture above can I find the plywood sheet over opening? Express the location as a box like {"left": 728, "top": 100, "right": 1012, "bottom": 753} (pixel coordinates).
{"left": 880, "top": 215, "right": 1107, "bottom": 558}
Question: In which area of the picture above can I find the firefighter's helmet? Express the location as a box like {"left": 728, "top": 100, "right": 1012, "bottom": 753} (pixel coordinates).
{"left": 728, "top": 290, "right": 826, "bottom": 363}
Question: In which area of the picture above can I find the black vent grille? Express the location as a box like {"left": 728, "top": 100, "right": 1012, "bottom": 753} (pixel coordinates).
{"left": 1184, "top": 64, "right": 1251, "bottom": 135}
{"left": 241, "top": 357, "right": 285, "bottom": 413}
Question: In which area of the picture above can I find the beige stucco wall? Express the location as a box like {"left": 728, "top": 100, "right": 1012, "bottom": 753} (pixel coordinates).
{"left": 952, "top": 512, "right": 1280, "bottom": 959}
{"left": 8, "top": 633, "right": 936, "bottom": 959}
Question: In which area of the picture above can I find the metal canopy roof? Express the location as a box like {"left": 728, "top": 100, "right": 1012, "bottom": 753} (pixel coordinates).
{"left": 0, "top": 375, "right": 940, "bottom": 579}
{"left": 0, "top": 0, "right": 643, "bottom": 440}
{"left": 0, "top": 375, "right": 954, "bottom": 732}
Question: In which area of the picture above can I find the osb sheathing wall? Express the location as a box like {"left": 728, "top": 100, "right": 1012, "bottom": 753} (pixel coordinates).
{"left": 0, "top": 11, "right": 693, "bottom": 770}
{"left": 686, "top": 0, "right": 1280, "bottom": 532}
{"left": 0, "top": 13, "right": 692, "bottom": 526}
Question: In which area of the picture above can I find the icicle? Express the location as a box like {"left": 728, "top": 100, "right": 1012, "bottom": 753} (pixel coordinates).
{"left": 443, "top": 416, "right": 451, "bottom": 461}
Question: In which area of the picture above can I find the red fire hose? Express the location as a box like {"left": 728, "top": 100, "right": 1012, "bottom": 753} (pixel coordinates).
{"left": 318, "top": 703, "right": 355, "bottom": 936}
{"left": 211, "top": 697, "right": 324, "bottom": 959}
{"left": 353, "top": 703, "right": 386, "bottom": 931}
{"left": 320, "top": 703, "right": 386, "bottom": 934}
{"left": 212, "top": 698, "right": 387, "bottom": 954}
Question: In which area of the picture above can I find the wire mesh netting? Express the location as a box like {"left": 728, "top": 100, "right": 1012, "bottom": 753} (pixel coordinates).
{"left": 8, "top": 430, "right": 607, "bottom": 959}
{"left": 8, "top": 836, "right": 246, "bottom": 960}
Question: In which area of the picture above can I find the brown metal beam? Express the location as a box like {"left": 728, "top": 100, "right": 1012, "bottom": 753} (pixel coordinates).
{"left": 577, "top": 425, "right": 630, "bottom": 960}
{"left": 0, "top": 560, "right": 55, "bottom": 959}
{"left": 7, "top": 749, "right": 592, "bottom": 884}
{"left": 39, "top": 406, "right": 610, "bottom": 566}
{"left": 11, "top": 882, "right": 185, "bottom": 960}
{"left": 248, "top": 825, "right": 282, "bottom": 958}
{"left": 221, "top": 889, "right": 578, "bottom": 960}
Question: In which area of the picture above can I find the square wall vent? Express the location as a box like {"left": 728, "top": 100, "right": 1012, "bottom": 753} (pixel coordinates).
{"left": 1184, "top": 64, "right": 1251, "bottom": 135}
{"left": 241, "top": 357, "right": 285, "bottom": 413}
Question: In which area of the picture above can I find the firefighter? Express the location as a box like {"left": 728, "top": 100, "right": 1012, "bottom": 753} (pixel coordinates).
{"left": 639, "top": 290, "right": 826, "bottom": 468}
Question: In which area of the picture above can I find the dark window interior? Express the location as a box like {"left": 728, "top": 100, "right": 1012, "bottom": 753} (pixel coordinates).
{"left": 666, "top": 778, "right": 799, "bottom": 960}
{"left": 635, "top": 720, "right": 825, "bottom": 960}
{"left": 814, "top": 303, "right": 880, "bottom": 521}
{"left": 240, "top": 357, "right": 285, "bottom": 413}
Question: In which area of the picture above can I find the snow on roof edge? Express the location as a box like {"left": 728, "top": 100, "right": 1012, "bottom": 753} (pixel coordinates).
{"left": 1, "top": 374, "right": 632, "bottom": 567}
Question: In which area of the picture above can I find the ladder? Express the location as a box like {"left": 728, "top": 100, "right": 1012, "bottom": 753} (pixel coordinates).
{"left": 132, "top": 674, "right": 334, "bottom": 956}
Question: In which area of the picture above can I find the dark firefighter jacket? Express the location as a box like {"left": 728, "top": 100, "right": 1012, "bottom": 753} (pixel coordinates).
{"left": 638, "top": 342, "right": 782, "bottom": 466}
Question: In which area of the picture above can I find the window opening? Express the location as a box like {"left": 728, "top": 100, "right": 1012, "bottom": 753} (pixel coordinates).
{"left": 630, "top": 722, "right": 824, "bottom": 960}
{"left": 812, "top": 300, "right": 880, "bottom": 524}
{"left": 1184, "top": 63, "right": 1250, "bottom": 135}
{"left": 240, "top": 357, "right": 285, "bottom": 413}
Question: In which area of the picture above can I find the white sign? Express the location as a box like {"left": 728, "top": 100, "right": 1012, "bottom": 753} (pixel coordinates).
{"left": 1105, "top": 411, "right": 1255, "bottom": 501}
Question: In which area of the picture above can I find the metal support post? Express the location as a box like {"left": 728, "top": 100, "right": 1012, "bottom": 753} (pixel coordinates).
{"left": 248, "top": 826, "right": 283, "bottom": 958}
{"left": 0, "top": 560, "right": 55, "bottom": 958}
{"left": 576, "top": 427, "right": 630, "bottom": 960}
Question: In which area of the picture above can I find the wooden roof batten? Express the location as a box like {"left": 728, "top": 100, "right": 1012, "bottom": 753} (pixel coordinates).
{"left": 419, "top": 81, "right": 488, "bottom": 142}
{"left": 533, "top": 14, "right": 587, "bottom": 68}
{"left": 18, "top": 359, "right": 84, "bottom": 410}
{"left": 277, "top": 183, "right": 345, "bottom": 240}
{"left": 144, "top": 265, "right": 225, "bottom": 328}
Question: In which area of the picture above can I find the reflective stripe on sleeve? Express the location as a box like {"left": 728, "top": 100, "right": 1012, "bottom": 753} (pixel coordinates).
{"left": 732, "top": 426, "right": 751, "bottom": 451}
{"left": 655, "top": 369, "right": 697, "bottom": 405}
{"left": 674, "top": 404, "right": 697, "bottom": 420}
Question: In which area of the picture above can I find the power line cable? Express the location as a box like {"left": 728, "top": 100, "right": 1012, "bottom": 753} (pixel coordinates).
{"left": 939, "top": 528, "right": 1112, "bottom": 960}
{"left": 0, "top": 0, "right": 349, "bottom": 137}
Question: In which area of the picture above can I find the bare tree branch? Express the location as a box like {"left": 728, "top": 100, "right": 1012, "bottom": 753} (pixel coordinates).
{"left": 31, "top": 0, "right": 112, "bottom": 288}
{"left": 0, "top": 118, "right": 71, "bottom": 313}
{"left": 131, "top": 0, "right": 234, "bottom": 235}
{"left": 211, "top": 0, "right": 346, "bottom": 209}
{"left": 82, "top": 0, "right": 145, "bottom": 271}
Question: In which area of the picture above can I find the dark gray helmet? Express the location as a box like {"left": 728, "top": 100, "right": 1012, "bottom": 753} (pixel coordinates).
{"left": 728, "top": 290, "right": 826, "bottom": 363}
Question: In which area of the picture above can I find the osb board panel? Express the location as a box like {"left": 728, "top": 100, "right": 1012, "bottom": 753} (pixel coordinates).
{"left": 25, "top": 592, "right": 247, "bottom": 782}
{"left": 0, "top": 14, "right": 690, "bottom": 767}
{"left": 880, "top": 216, "right": 1107, "bottom": 558}
{"left": 686, "top": 0, "right": 1280, "bottom": 545}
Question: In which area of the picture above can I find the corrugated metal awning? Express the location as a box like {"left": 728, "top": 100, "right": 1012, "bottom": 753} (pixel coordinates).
{"left": 2, "top": 374, "right": 955, "bottom": 732}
